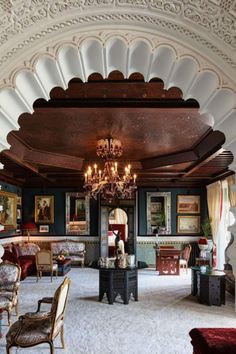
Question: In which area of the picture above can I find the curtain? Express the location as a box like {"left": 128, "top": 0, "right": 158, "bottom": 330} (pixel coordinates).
{"left": 207, "top": 181, "right": 222, "bottom": 244}
{"left": 226, "top": 174, "right": 236, "bottom": 207}
{"left": 114, "top": 208, "right": 127, "bottom": 224}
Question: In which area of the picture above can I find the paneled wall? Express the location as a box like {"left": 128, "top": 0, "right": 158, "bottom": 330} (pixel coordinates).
{"left": 23, "top": 188, "right": 99, "bottom": 235}
{"left": 138, "top": 187, "right": 208, "bottom": 235}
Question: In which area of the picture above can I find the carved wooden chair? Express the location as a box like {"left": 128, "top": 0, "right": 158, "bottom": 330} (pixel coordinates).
{"left": 0, "top": 261, "right": 21, "bottom": 325}
{"left": 36, "top": 250, "right": 58, "bottom": 282}
{"left": 180, "top": 244, "right": 192, "bottom": 273}
{"left": 6, "top": 277, "right": 71, "bottom": 354}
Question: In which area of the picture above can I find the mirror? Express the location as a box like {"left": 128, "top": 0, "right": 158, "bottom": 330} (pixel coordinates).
{"left": 65, "top": 193, "right": 90, "bottom": 235}
{"left": 146, "top": 192, "right": 171, "bottom": 234}
{"left": 108, "top": 208, "right": 128, "bottom": 256}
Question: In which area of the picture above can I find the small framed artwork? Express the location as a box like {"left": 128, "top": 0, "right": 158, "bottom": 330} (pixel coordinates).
{"left": 177, "top": 195, "right": 200, "bottom": 214}
{"left": 17, "top": 196, "right": 22, "bottom": 206}
{"left": 177, "top": 215, "right": 200, "bottom": 234}
{"left": 39, "top": 225, "right": 49, "bottom": 233}
{"left": 35, "top": 195, "right": 54, "bottom": 224}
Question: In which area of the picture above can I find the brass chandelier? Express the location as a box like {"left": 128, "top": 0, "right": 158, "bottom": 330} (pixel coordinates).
{"left": 84, "top": 138, "right": 137, "bottom": 201}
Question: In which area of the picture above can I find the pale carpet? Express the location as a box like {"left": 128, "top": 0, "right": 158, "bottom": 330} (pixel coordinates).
{"left": 0, "top": 268, "right": 236, "bottom": 354}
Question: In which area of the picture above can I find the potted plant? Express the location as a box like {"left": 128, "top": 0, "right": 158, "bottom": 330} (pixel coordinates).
{"left": 199, "top": 218, "right": 213, "bottom": 254}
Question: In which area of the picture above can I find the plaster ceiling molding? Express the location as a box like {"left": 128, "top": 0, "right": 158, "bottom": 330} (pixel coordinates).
{"left": 0, "top": 2, "right": 235, "bottom": 83}
{"left": 0, "top": 35, "right": 235, "bottom": 176}
{"left": 199, "top": 89, "right": 236, "bottom": 126}
{"left": 184, "top": 70, "right": 220, "bottom": 108}
{"left": 80, "top": 38, "right": 105, "bottom": 80}
{"left": 164, "top": 56, "right": 199, "bottom": 97}
{"left": 106, "top": 36, "right": 128, "bottom": 76}
{"left": 127, "top": 39, "right": 152, "bottom": 80}
{"left": 0, "top": 0, "right": 235, "bottom": 50}
{"left": 147, "top": 45, "right": 176, "bottom": 84}
{"left": 57, "top": 44, "right": 85, "bottom": 83}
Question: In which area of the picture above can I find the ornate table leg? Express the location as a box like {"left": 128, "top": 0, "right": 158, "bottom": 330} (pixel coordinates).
{"left": 0, "top": 309, "right": 3, "bottom": 339}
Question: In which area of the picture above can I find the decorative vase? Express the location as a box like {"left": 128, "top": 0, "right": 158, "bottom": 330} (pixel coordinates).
{"left": 198, "top": 237, "right": 208, "bottom": 258}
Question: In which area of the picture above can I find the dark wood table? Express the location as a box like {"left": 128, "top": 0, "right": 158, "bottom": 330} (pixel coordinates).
{"left": 56, "top": 258, "right": 72, "bottom": 276}
{"left": 156, "top": 247, "right": 181, "bottom": 275}
{"left": 191, "top": 267, "right": 225, "bottom": 306}
{"left": 99, "top": 267, "right": 138, "bottom": 305}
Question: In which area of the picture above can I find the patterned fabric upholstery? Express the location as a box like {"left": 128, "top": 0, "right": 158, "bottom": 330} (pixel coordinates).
{"left": 6, "top": 277, "right": 71, "bottom": 354}
{"left": 0, "top": 262, "right": 21, "bottom": 325}
{"left": 51, "top": 240, "right": 85, "bottom": 266}
{"left": 7, "top": 317, "right": 52, "bottom": 346}
{"left": 20, "top": 243, "right": 40, "bottom": 256}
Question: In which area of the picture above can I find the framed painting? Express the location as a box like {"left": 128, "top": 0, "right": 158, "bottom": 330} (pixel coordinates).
{"left": 0, "top": 190, "right": 17, "bottom": 229}
{"left": 39, "top": 225, "right": 49, "bottom": 233}
{"left": 177, "top": 195, "right": 200, "bottom": 214}
{"left": 177, "top": 215, "right": 200, "bottom": 234}
{"left": 65, "top": 192, "right": 90, "bottom": 235}
{"left": 35, "top": 195, "right": 54, "bottom": 224}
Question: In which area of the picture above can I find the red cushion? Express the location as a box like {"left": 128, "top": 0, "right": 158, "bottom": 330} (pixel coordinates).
{"left": 189, "top": 328, "right": 236, "bottom": 354}
{"left": 11, "top": 244, "right": 22, "bottom": 258}
{"left": 18, "top": 258, "right": 36, "bottom": 279}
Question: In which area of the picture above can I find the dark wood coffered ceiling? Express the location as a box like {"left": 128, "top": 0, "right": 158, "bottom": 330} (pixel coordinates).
{"left": 0, "top": 72, "right": 233, "bottom": 188}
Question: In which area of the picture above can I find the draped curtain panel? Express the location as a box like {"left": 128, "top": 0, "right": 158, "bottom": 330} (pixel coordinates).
{"left": 207, "top": 181, "right": 222, "bottom": 244}
{"left": 226, "top": 174, "right": 236, "bottom": 207}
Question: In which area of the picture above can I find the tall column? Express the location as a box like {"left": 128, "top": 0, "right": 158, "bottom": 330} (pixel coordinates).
{"left": 226, "top": 175, "right": 236, "bottom": 310}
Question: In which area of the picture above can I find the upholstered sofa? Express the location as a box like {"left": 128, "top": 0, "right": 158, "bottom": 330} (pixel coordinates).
{"left": 50, "top": 239, "right": 86, "bottom": 267}
{"left": 3, "top": 243, "right": 40, "bottom": 280}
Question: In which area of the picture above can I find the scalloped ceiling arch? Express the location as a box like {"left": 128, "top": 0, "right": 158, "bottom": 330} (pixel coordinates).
{"left": 0, "top": 36, "right": 235, "bottom": 172}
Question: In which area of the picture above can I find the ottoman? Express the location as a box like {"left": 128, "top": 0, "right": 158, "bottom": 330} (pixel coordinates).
{"left": 189, "top": 328, "right": 236, "bottom": 354}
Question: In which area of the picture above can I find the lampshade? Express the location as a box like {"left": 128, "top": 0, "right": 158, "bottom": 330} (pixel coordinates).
{"left": 0, "top": 243, "right": 5, "bottom": 261}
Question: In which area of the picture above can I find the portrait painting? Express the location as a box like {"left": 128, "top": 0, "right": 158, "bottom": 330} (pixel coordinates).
{"left": 0, "top": 191, "right": 17, "bottom": 229}
{"left": 35, "top": 195, "right": 54, "bottom": 224}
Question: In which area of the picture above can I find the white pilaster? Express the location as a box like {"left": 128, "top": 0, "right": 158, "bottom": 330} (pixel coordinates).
{"left": 226, "top": 180, "right": 236, "bottom": 310}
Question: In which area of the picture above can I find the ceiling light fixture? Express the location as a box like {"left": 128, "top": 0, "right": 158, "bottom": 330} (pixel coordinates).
{"left": 84, "top": 138, "right": 137, "bottom": 201}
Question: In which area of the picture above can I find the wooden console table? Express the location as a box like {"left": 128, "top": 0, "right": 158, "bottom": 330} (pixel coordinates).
{"left": 156, "top": 248, "right": 181, "bottom": 275}
{"left": 99, "top": 267, "right": 138, "bottom": 305}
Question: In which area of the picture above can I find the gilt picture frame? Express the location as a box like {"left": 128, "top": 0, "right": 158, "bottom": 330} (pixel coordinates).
{"left": 177, "top": 215, "right": 200, "bottom": 234}
{"left": 35, "top": 195, "right": 54, "bottom": 224}
{"left": 177, "top": 195, "right": 200, "bottom": 214}
{"left": 0, "top": 190, "right": 17, "bottom": 229}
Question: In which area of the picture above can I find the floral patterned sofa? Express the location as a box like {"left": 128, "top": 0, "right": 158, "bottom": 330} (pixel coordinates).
{"left": 50, "top": 239, "right": 86, "bottom": 267}
{"left": 3, "top": 243, "right": 40, "bottom": 280}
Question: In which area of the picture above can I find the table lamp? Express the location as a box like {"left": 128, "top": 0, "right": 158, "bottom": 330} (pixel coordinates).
{"left": 0, "top": 244, "right": 4, "bottom": 263}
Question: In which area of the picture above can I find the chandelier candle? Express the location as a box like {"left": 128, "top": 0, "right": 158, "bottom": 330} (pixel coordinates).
{"left": 84, "top": 138, "right": 137, "bottom": 201}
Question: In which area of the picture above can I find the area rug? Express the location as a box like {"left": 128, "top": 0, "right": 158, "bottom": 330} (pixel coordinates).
{"left": 0, "top": 268, "right": 235, "bottom": 354}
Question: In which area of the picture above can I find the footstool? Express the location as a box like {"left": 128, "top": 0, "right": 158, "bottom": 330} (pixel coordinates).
{"left": 189, "top": 328, "right": 236, "bottom": 354}
{"left": 56, "top": 258, "right": 72, "bottom": 276}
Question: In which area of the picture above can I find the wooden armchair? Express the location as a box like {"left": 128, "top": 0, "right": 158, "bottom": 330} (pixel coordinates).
{"left": 6, "top": 277, "right": 71, "bottom": 354}
{"left": 180, "top": 244, "right": 192, "bottom": 273}
{"left": 36, "top": 250, "right": 58, "bottom": 282}
{"left": 0, "top": 261, "right": 21, "bottom": 325}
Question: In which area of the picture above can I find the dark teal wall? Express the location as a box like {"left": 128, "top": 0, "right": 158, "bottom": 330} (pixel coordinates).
{"left": 0, "top": 180, "right": 22, "bottom": 238}
{"left": 138, "top": 187, "right": 208, "bottom": 235}
{"left": 23, "top": 188, "right": 98, "bottom": 235}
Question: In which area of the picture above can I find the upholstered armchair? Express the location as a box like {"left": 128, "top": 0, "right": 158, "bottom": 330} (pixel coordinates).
{"left": 0, "top": 261, "right": 21, "bottom": 325}
{"left": 6, "top": 277, "right": 71, "bottom": 354}
{"left": 180, "top": 244, "right": 192, "bottom": 273}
